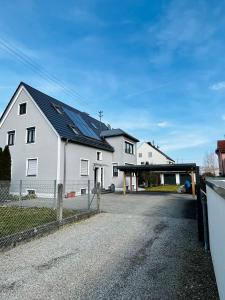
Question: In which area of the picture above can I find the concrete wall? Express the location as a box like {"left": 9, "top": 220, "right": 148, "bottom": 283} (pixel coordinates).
{"left": 206, "top": 181, "right": 225, "bottom": 300}
{"left": 0, "top": 86, "right": 58, "bottom": 181}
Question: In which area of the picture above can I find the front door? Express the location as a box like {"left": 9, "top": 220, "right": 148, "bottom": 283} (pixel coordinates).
{"left": 94, "top": 167, "right": 99, "bottom": 187}
{"left": 101, "top": 167, "right": 104, "bottom": 188}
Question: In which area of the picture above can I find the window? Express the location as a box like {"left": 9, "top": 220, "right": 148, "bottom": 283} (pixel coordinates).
{"left": 8, "top": 131, "right": 15, "bottom": 146}
{"left": 125, "top": 141, "right": 134, "bottom": 154}
{"left": 69, "top": 124, "right": 79, "bottom": 135}
{"left": 80, "top": 159, "right": 89, "bottom": 176}
{"left": 138, "top": 153, "right": 142, "bottom": 158}
{"left": 27, "top": 159, "right": 38, "bottom": 176}
{"left": 81, "top": 188, "right": 87, "bottom": 195}
{"left": 52, "top": 103, "right": 63, "bottom": 114}
{"left": 27, "top": 127, "right": 35, "bottom": 143}
{"left": 148, "top": 152, "right": 152, "bottom": 158}
{"left": 91, "top": 122, "right": 98, "bottom": 129}
{"left": 97, "top": 151, "right": 102, "bottom": 161}
{"left": 19, "top": 103, "right": 27, "bottom": 115}
{"left": 112, "top": 163, "right": 118, "bottom": 177}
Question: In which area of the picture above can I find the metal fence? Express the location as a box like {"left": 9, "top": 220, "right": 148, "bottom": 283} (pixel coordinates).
{"left": 0, "top": 179, "right": 100, "bottom": 250}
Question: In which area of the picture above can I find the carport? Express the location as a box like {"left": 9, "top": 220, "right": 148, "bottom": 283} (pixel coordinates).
{"left": 118, "top": 163, "right": 203, "bottom": 242}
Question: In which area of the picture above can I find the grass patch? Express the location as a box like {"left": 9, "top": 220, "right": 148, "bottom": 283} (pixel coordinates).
{"left": 145, "top": 185, "right": 182, "bottom": 193}
{"left": 0, "top": 206, "right": 77, "bottom": 238}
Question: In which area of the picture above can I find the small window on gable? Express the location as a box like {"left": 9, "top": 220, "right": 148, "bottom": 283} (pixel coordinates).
{"left": 27, "top": 127, "right": 35, "bottom": 143}
{"left": 8, "top": 131, "right": 15, "bottom": 146}
{"left": 148, "top": 152, "right": 152, "bottom": 158}
{"left": 69, "top": 124, "right": 79, "bottom": 135}
{"left": 52, "top": 103, "right": 63, "bottom": 114}
{"left": 19, "top": 103, "right": 27, "bottom": 115}
{"left": 97, "top": 151, "right": 102, "bottom": 161}
{"left": 139, "top": 153, "right": 142, "bottom": 158}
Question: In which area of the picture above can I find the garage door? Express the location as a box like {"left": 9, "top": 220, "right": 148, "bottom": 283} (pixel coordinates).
{"left": 164, "top": 174, "right": 176, "bottom": 185}
{"left": 180, "top": 174, "right": 191, "bottom": 185}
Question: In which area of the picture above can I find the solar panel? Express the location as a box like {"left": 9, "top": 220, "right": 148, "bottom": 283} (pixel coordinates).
{"left": 63, "top": 108, "right": 100, "bottom": 140}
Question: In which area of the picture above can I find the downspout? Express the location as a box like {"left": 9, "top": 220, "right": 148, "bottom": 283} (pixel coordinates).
{"left": 63, "top": 139, "right": 69, "bottom": 195}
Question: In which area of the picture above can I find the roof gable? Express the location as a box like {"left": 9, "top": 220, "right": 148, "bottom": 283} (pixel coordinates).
{"left": 1, "top": 82, "right": 114, "bottom": 152}
{"left": 147, "top": 142, "right": 175, "bottom": 162}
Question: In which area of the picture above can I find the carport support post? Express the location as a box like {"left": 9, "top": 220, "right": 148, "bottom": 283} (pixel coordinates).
{"left": 191, "top": 171, "right": 195, "bottom": 199}
{"left": 136, "top": 172, "right": 138, "bottom": 192}
{"left": 57, "top": 183, "right": 63, "bottom": 222}
{"left": 123, "top": 172, "right": 126, "bottom": 195}
{"left": 130, "top": 174, "right": 132, "bottom": 192}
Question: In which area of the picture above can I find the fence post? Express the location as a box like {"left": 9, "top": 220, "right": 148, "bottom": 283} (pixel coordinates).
{"left": 88, "top": 180, "right": 91, "bottom": 210}
{"left": 53, "top": 180, "right": 57, "bottom": 209}
{"left": 57, "top": 183, "right": 63, "bottom": 223}
{"left": 19, "top": 180, "right": 22, "bottom": 207}
{"left": 97, "top": 182, "right": 101, "bottom": 212}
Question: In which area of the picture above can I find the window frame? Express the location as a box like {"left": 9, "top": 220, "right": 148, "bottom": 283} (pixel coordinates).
{"left": 7, "top": 130, "right": 15, "bottom": 146}
{"left": 112, "top": 163, "right": 119, "bottom": 177}
{"left": 80, "top": 158, "right": 89, "bottom": 176}
{"left": 26, "top": 158, "right": 38, "bottom": 177}
{"left": 26, "top": 127, "right": 36, "bottom": 144}
{"left": 97, "top": 151, "right": 102, "bottom": 161}
{"left": 138, "top": 152, "right": 142, "bottom": 158}
{"left": 125, "top": 141, "right": 134, "bottom": 155}
{"left": 19, "top": 102, "right": 27, "bottom": 115}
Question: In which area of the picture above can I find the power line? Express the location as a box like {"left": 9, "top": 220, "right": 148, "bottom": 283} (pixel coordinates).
{"left": 0, "top": 37, "right": 89, "bottom": 106}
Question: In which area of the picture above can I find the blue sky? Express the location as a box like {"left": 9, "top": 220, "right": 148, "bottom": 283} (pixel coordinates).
{"left": 0, "top": 0, "right": 225, "bottom": 165}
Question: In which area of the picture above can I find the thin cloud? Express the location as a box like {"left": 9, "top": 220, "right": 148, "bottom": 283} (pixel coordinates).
{"left": 210, "top": 81, "right": 225, "bottom": 91}
{"left": 157, "top": 121, "right": 171, "bottom": 128}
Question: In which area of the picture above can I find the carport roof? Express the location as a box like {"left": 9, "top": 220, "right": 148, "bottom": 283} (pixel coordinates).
{"left": 118, "top": 163, "right": 197, "bottom": 173}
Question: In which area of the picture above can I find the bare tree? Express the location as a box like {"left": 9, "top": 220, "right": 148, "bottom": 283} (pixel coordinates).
{"left": 202, "top": 151, "right": 218, "bottom": 176}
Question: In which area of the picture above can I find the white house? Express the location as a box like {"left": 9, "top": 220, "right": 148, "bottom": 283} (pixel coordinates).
{"left": 0, "top": 82, "right": 138, "bottom": 195}
{"left": 137, "top": 142, "right": 190, "bottom": 185}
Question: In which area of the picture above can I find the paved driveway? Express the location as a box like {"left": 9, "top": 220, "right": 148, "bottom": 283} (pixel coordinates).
{"left": 0, "top": 193, "right": 218, "bottom": 299}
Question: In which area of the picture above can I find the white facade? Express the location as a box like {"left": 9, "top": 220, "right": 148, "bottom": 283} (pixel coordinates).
{"left": 0, "top": 84, "right": 138, "bottom": 194}
{"left": 137, "top": 142, "right": 174, "bottom": 165}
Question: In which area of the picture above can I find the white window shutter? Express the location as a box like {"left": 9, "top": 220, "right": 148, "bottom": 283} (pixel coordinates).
{"left": 81, "top": 160, "right": 88, "bottom": 176}
{"left": 27, "top": 159, "right": 37, "bottom": 176}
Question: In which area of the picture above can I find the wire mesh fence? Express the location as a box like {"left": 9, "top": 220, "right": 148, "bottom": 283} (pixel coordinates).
{"left": 0, "top": 179, "right": 100, "bottom": 249}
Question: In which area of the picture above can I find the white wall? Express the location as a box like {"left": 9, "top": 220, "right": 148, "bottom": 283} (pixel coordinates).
{"left": 206, "top": 181, "right": 225, "bottom": 300}
{"left": 105, "top": 136, "right": 137, "bottom": 190}
{"left": 137, "top": 142, "right": 172, "bottom": 165}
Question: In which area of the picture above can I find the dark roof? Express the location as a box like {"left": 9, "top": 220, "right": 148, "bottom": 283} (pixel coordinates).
{"left": 101, "top": 128, "right": 139, "bottom": 142}
{"left": 147, "top": 142, "right": 175, "bottom": 162}
{"left": 1, "top": 82, "right": 114, "bottom": 152}
{"left": 216, "top": 140, "right": 225, "bottom": 154}
{"left": 118, "top": 163, "right": 197, "bottom": 172}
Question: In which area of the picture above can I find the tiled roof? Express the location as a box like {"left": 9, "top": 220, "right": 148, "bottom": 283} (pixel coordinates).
{"left": 101, "top": 128, "right": 139, "bottom": 142}
{"left": 3, "top": 82, "right": 115, "bottom": 152}
{"left": 147, "top": 142, "right": 175, "bottom": 162}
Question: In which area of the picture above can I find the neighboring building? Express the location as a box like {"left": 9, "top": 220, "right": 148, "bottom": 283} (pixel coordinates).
{"left": 137, "top": 142, "right": 189, "bottom": 185}
{"left": 216, "top": 140, "right": 225, "bottom": 176}
{"left": 0, "top": 82, "right": 138, "bottom": 195}
{"left": 137, "top": 142, "right": 174, "bottom": 165}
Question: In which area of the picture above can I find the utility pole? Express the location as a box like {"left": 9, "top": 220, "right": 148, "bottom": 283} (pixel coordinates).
{"left": 98, "top": 110, "right": 103, "bottom": 133}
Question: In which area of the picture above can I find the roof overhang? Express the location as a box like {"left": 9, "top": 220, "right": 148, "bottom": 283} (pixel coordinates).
{"left": 117, "top": 163, "right": 197, "bottom": 173}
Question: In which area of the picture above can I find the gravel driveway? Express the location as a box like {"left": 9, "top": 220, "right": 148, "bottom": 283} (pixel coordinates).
{"left": 0, "top": 193, "right": 218, "bottom": 299}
